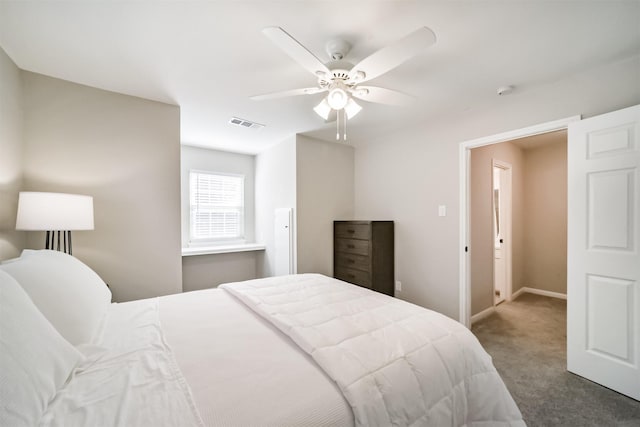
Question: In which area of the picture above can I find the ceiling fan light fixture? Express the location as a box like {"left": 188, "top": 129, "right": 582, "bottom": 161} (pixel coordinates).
{"left": 313, "top": 98, "right": 332, "bottom": 120}
{"left": 327, "top": 88, "right": 348, "bottom": 110}
{"left": 344, "top": 98, "right": 362, "bottom": 119}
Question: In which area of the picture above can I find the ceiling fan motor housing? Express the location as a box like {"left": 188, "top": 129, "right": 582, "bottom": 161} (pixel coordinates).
{"left": 325, "top": 39, "right": 351, "bottom": 61}
{"left": 318, "top": 65, "right": 353, "bottom": 88}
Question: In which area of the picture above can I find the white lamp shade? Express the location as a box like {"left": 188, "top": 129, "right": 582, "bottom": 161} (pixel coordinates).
{"left": 344, "top": 98, "right": 362, "bottom": 119}
{"left": 16, "top": 192, "right": 94, "bottom": 231}
{"left": 313, "top": 98, "right": 332, "bottom": 120}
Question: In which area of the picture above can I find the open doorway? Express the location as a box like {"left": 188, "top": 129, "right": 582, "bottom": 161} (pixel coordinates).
{"left": 458, "top": 116, "right": 579, "bottom": 326}
{"left": 467, "top": 131, "right": 568, "bottom": 323}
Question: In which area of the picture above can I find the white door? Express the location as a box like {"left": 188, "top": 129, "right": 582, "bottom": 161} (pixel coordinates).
{"left": 493, "top": 161, "right": 512, "bottom": 305}
{"left": 567, "top": 104, "right": 640, "bottom": 400}
{"left": 274, "top": 208, "right": 293, "bottom": 276}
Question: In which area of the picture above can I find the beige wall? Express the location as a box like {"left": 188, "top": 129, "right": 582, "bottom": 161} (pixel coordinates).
{"left": 182, "top": 251, "right": 258, "bottom": 292}
{"left": 470, "top": 141, "right": 525, "bottom": 315}
{"left": 354, "top": 55, "right": 640, "bottom": 320}
{"left": 21, "top": 72, "right": 182, "bottom": 302}
{"left": 523, "top": 135, "right": 567, "bottom": 294}
{"left": 296, "top": 135, "right": 354, "bottom": 276}
{"left": 0, "top": 48, "right": 26, "bottom": 259}
{"left": 354, "top": 126, "right": 460, "bottom": 316}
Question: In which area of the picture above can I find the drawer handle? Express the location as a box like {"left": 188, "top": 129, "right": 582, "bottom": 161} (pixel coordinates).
{"left": 348, "top": 274, "right": 355, "bottom": 278}
{"left": 347, "top": 259, "right": 355, "bottom": 264}
{"left": 347, "top": 244, "right": 355, "bottom": 249}
{"left": 347, "top": 229, "right": 355, "bottom": 233}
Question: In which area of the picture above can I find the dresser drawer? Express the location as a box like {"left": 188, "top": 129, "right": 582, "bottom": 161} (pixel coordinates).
{"left": 334, "top": 223, "right": 371, "bottom": 240}
{"left": 335, "top": 267, "right": 371, "bottom": 289}
{"left": 335, "top": 238, "right": 369, "bottom": 256}
{"left": 335, "top": 253, "right": 370, "bottom": 271}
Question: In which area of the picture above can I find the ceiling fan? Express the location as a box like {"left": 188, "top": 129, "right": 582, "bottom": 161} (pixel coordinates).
{"left": 250, "top": 26, "right": 436, "bottom": 139}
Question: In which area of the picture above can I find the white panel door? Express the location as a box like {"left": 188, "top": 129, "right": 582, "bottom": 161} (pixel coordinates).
{"left": 274, "top": 208, "right": 293, "bottom": 276}
{"left": 493, "top": 160, "right": 512, "bottom": 304}
{"left": 567, "top": 104, "right": 640, "bottom": 400}
{"left": 493, "top": 165, "right": 506, "bottom": 304}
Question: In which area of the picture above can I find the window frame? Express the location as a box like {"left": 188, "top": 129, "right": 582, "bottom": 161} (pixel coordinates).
{"left": 188, "top": 169, "right": 246, "bottom": 246}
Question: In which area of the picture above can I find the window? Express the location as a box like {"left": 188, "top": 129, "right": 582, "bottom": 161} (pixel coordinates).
{"left": 189, "top": 171, "right": 244, "bottom": 244}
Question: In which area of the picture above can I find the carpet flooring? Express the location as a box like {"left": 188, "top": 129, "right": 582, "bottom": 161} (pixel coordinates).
{"left": 471, "top": 293, "right": 640, "bottom": 427}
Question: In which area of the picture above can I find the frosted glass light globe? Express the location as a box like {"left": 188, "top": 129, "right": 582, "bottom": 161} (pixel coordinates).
{"left": 327, "top": 88, "right": 348, "bottom": 110}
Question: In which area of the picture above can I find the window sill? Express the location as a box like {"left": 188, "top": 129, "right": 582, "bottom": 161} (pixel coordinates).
{"left": 181, "top": 243, "right": 266, "bottom": 257}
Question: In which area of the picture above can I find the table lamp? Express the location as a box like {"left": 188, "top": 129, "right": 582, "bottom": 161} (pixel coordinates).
{"left": 15, "top": 192, "right": 94, "bottom": 255}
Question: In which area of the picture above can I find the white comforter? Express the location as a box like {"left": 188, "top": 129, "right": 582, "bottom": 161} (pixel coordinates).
{"left": 221, "top": 274, "right": 525, "bottom": 427}
{"left": 158, "top": 287, "right": 354, "bottom": 427}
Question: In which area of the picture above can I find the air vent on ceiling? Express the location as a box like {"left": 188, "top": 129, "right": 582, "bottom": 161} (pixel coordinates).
{"left": 229, "top": 117, "right": 265, "bottom": 130}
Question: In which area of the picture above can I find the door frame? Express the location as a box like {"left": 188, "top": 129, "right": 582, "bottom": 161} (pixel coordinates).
{"left": 492, "top": 159, "right": 512, "bottom": 305}
{"left": 458, "top": 115, "right": 581, "bottom": 327}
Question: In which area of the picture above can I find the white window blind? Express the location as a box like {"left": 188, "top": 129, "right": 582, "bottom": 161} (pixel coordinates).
{"left": 189, "top": 171, "right": 244, "bottom": 242}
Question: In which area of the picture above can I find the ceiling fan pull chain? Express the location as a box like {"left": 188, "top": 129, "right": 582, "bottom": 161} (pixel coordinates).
{"left": 344, "top": 110, "right": 347, "bottom": 141}
{"left": 336, "top": 109, "right": 340, "bottom": 140}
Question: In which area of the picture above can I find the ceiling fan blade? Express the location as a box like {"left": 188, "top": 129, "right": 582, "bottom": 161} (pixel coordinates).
{"left": 351, "top": 86, "right": 415, "bottom": 106}
{"left": 250, "top": 87, "right": 326, "bottom": 101}
{"left": 262, "top": 27, "right": 330, "bottom": 78}
{"left": 348, "top": 27, "right": 436, "bottom": 83}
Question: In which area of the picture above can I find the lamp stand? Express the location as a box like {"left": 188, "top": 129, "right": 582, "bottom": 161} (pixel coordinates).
{"left": 45, "top": 230, "right": 73, "bottom": 255}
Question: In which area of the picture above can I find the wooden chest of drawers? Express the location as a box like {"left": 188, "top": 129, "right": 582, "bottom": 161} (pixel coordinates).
{"left": 333, "top": 221, "right": 394, "bottom": 296}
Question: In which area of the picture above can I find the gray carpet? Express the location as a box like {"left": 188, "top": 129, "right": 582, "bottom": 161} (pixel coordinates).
{"left": 472, "top": 293, "right": 640, "bottom": 427}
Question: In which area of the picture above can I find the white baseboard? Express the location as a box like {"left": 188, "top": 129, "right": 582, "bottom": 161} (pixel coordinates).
{"left": 471, "top": 306, "right": 496, "bottom": 325}
{"left": 472, "top": 287, "right": 566, "bottom": 325}
{"left": 513, "top": 286, "right": 567, "bottom": 300}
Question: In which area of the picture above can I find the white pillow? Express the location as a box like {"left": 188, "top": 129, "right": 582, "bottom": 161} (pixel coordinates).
{"left": 0, "top": 270, "right": 84, "bottom": 426}
{"left": 0, "top": 250, "right": 112, "bottom": 346}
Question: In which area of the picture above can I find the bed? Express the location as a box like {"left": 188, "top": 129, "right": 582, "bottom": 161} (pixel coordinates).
{"left": 0, "top": 249, "right": 525, "bottom": 426}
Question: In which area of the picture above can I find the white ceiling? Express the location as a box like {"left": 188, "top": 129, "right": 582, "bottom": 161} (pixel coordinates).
{"left": 1, "top": 1, "right": 639, "bottom": 154}
{"left": 512, "top": 129, "right": 567, "bottom": 151}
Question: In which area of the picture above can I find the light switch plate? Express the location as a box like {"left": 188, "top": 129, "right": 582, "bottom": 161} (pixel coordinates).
{"left": 438, "top": 205, "right": 446, "bottom": 217}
